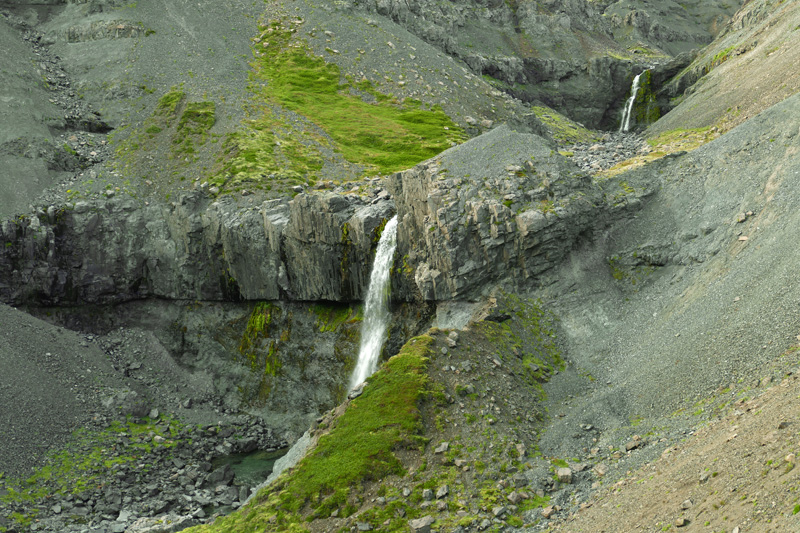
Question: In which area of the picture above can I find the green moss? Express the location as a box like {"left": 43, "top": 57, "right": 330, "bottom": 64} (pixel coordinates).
{"left": 711, "top": 45, "right": 737, "bottom": 67}
{"left": 473, "top": 295, "right": 561, "bottom": 398}
{"left": 188, "top": 335, "right": 434, "bottom": 532}
{"left": 237, "top": 302, "right": 282, "bottom": 404}
{"left": 113, "top": 87, "right": 217, "bottom": 185}
{"left": 0, "top": 416, "right": 182, "bottom": 527}
{"left": 631, "top": 70, "right": 660, "bottom": 127}
{"left": 155, "top": 89, "right": 185, "bottom": 119}
{"left": 310, "top": 304, "right": 361, "bottom": 333}
{"left": 178, "top": 102, "right": 216, "bottom": 137}
{"left": 213, "top": 20, "right": 465, "bottom": 193}
{"left": 532, "top": 105, "right": 600, "bottom": 144}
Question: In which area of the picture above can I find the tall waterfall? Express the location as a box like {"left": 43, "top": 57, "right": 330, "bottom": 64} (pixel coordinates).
{"left": 349, "top": 215, "right": 399, "bottom": 390}
{"left": 619, "top": 71, "right": 644, "bottom": 133}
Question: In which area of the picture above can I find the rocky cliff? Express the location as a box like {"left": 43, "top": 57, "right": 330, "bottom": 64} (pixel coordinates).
{"left": 0, "top": 192, "right": 393, "bottom": 305}
{"left": 341, "top": 0, "right": 744, "bottom": 128}
{"left": 389, "top": 126, "right": 645, "bottom": 300}
{"left": 0, "top": 125, "right": 648, "bottom": 307}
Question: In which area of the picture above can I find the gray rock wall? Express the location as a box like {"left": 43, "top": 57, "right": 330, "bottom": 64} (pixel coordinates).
{"left": 388, "top": 126, "right": 644, "bottom": 301}
{"left": 0, "top": 192, "right": 394, "bottom": 305}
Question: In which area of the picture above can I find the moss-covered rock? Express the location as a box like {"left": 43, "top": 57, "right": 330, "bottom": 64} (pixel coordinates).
{"left": 632, "top": 70, "right": 661, "bottom": 129}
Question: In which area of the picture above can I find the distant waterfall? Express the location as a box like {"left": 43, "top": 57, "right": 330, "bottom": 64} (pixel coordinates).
{"left": 619, "top": 71, "right": 644, "bottom": 133}
{"left": 349, "top": 215, "right": 399, "bottom": 390}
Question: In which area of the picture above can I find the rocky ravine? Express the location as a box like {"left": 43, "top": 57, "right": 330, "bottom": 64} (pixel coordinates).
{"left": 2, "top": 1, "right": 800, "bottom": 533}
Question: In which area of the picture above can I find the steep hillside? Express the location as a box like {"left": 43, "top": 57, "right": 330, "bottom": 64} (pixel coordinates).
{"left": 650, "top": 0, "right": 800, "bottom": 135}
{"left": 342, "top": 0, "right": 744, "bottom": 127}
{"left": 0, "top": 0, "right": 744, "bottom": 217}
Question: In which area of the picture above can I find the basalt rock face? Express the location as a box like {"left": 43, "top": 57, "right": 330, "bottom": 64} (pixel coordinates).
{"left": 388, "top": 126, "right": 646, "bottom": 301}
{"left": 343, "top": 0, "right": 743, "bottom": 128}
{"left": 0, "top": 192, "right": 394, "bottom": 306}
{"left": 0, "top": 127, "right": 649, "bottom": 309}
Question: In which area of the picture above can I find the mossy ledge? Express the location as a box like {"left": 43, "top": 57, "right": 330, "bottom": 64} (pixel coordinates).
{"left": 211, "top": 18, "right": 465, "bottom": 195}
{"left": 186, "top": 335, "right": 433, "bottom": 533}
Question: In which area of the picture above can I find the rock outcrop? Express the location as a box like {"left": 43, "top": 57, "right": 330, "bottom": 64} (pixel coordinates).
{"left": 0, "top": 126, "right": 649, "bottom": 307}
{"left": 389, "top": 126, "right": 646, "bottom": 301}
{"left": 0, "top": 192, "right": 394, "bottom": 305}
{"left": 340, "top": 0, "right": 744, "bottom": 128}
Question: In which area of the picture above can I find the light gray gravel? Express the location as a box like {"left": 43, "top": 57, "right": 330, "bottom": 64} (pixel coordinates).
{"left": 535, "top": 92, "right": 800, "bottom": 472}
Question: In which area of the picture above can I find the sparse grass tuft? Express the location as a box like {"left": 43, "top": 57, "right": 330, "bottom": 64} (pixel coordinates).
{"left": 532, "top": 106, "right": 600, "bottom": 144}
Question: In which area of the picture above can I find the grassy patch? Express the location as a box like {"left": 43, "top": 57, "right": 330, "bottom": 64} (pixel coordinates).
{"left": 599, "top": 126, "right": 721, "bottom": 178}
{"left": 213, "top": 19, "right": 464, "bottom": 193}
{"left": 178, "top": 101, "right": 216, "bottom": 138}
{"left": 113, "top": 87, "right": 217, "bottom": 188}
{"left": 532, "top": 105, "right": 600, "bottom": 144}
{"left": 188, "top": 335, "right": 434, "bottom": 532}
{"left": 155, "top": 89, "right": 185, "bottom": 118}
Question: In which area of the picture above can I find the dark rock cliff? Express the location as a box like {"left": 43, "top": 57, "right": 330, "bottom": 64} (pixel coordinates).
{"left": 0, "top": 192, "right": 394, "bottom": 305}
{"left": 0, "top": 126, "right": 648, "bottom": 307}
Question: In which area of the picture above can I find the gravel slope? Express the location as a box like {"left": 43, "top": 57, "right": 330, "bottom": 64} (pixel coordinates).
{"left": 534, "top": 91, "right": 800, "bottom": 482}
{"left": 0, "top": 303, "right": 125, "bottom": 479}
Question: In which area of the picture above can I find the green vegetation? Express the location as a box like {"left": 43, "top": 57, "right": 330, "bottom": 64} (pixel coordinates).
{"left": 599, "top": 126, "right": 721, "bottom": 178}
{"left": 237, "top": 302, "right": 281, "bottom": 404}
{"left": 473, "top": 295, "right": 562, "bottom": 396}
{"left": 114, "top": 87, "right": 217, "bottom": 188}
{"left": 173, "top": 101, "right": 216, "bottom": 156}
{"left": 631, "top": 70, "right": 660, "bottom": 127}
{"left": 711, "top": 44, "right": 737, "bottom": 68}
{"left": 213, "top": 19, "right": 464, "bottom": 193}
{"left": 188, "top": 335, "right": 434, "bottom": 532}
{"left": 532, "top": 105, "right": 600, "bottom": 144}
{"left": 311, "top": 303, "right": 362, "bottom": 332}
{"left": 155, "top": 89, "right": 185, "bottom": 119}
{"left": 0, "top": 417, "right": 182, "bottom": 529}
{"left": 608, "top": 252, "right": 655, "bottom": 287}
{"left": 178, "top": 102, "right": 216, "bottom": 138}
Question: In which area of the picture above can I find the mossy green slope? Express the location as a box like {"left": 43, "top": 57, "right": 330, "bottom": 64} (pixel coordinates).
{"left": 188, "top": 335, "right": 433, "bottom": 533}
{"left": 113, "top": 88, "right": 219, "bottom": 196}
{"left": 212, "top": 18, "right": 465, "bottom": 194}
{"left": 187, "top": 296, "right": 563, "bottom": 532}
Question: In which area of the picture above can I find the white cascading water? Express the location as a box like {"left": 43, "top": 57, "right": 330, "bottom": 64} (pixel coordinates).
{"left": 349, "top": 215, "right": 399, "bottom": 390}
{"left": 619, "top": 71, "right": 644, "bottom": 133}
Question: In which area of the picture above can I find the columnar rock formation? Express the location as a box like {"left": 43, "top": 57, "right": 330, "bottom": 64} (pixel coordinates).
{"left": 0, "top": 126, "right": 652, "bottom": 307}
{"left": 389, "top": 126, "right": 644, "bottom": 301}
{"left": 0, "top": 192, "right": 394, "bottom": 305}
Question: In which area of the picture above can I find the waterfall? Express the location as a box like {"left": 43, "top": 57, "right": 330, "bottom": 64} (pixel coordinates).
{"left": 349, "top": 215, "right": 399, "bottom": 390}
{"left": 619, "top": 71, "right": 644, "bottom": 133}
